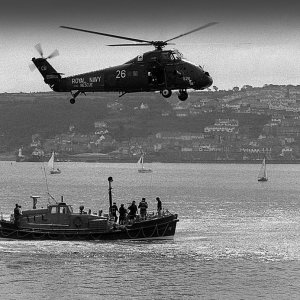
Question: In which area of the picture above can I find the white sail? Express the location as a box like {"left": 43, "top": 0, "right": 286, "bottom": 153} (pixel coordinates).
{"left": 258, "top": 158, "right": 267, "bottom": 181}
{"left": 48, "top": 152, "right": 55, "bottom": 170}
{"left": 48, "top": 152, "right": 61, "bottom": 174}
{"left": 137, "top": 155, "right": 143, "bottom": 166}
{"left": 137, "top": 154, "right": 152, "bottom": 173}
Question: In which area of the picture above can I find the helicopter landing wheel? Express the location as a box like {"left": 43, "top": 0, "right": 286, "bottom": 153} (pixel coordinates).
{"left": 178, "top": 90, "right": 188, "bottom": 101}
{"left": 161, "top": 89, "right": 172, "bottom": 98}
{"left": 70, "top": 98, "right": 76, "bottom": 104}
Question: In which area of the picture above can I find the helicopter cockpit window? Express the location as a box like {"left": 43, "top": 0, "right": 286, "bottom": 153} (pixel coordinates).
{"left": 161, "top": 52, "right": 172, "bottom": 61}
{"left": 171, "top": 50, "right": 183, "bottom": 60}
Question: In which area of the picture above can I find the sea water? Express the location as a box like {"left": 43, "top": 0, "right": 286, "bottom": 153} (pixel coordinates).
{"left": 0, "top": 161, "right": 300, "bottom": 299}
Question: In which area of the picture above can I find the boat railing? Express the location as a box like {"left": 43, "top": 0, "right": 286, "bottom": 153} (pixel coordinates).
{"left": 134, "top": 209, "right": 174, "bottom": 222}
{"left": 10, "top": 214, "right": 14, "bottom": 222}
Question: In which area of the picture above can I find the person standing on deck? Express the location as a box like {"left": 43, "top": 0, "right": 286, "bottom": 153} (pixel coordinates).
{"left": 128, "top": 201, "right": 138, "bottom": 223}
{"left": 110, "top": 202, "right": 119, "bottom": 223}
{"left": 138, "top": 198, "right": 148, "bottom": 220}
{"left": 14, "top": 204, "right": 22, "bottom": 227}
{"left": 118, "top": 204, "right": 127, "bottom": 225}
{"left": 156, "top": 197, "right": 162, "bottom": 216}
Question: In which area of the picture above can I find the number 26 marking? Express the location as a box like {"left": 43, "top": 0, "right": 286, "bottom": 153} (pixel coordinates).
{"left": 116, "top": 69, "right": 126, "bottom": 79}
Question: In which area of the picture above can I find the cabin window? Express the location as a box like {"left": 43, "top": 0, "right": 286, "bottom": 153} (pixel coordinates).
{"left": 51, "top": 207, "right": 57, "bottom": 214}
{"left": 59, "top": 207, "right": 66, "bottom": 214}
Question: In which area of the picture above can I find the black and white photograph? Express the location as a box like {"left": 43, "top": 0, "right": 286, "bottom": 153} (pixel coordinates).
{"left": 1, "top": 0, "right": 300, "bottom": 299}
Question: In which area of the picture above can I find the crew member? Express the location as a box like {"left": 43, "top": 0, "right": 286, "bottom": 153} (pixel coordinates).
{"left": 138, "top": 198, "right": 148, "bottom": 220}
{"left": 118, "top": 204, "right": 127, "bottom": 225}
{"left": 156, "top": 197, "right": 162, "bottom": 216}
{"left": 110, "top": 202, "right": 119, "bottom": 223}
{"left": 14, "top": 204, "right": 22, "bottom": 227}
{"left": 128, "top": 201, "right": 138, "bottom": 223}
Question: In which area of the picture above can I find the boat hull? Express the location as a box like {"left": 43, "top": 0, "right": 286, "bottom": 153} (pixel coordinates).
{"left": 258, "top": 177, "right": 268, "bottom": 182}
{"left": 50, "top": 170, "right": 61, "bottom": 174}
{"left": 0, "top": 214, "right": 178, "bottom": 241}
{"left": 138, "top": 169, "right": 152, "bottom": 173}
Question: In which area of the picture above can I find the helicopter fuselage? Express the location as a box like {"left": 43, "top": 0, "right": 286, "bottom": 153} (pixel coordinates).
{"left": 33, "top": 49, "right": 213, "bottom": 103}
{"left": 55, "top": 50, "right": 212, "bottom": 91}
{"left": 32, "top": 23, "right": 217, "bottom": 103}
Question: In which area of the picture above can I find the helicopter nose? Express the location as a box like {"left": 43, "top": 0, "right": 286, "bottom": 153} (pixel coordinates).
{"left": 206, "top": 72, "right": 213, "bottom": 86}
{"left": 202, "top": 71, "right": 213, "bottom": 89}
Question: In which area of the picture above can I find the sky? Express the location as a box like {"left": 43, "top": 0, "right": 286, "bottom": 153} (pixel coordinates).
{"left": 1, "top": 0, "right": 300, "bottom": 93}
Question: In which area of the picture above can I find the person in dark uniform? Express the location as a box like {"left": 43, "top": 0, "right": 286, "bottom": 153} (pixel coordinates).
{"left": 128, "top": 201, "right": 138, "bottom": 223}
{"left": 110, "top": 202, "right": 119, "bottom": 223}
{"left": 14, "top": 204, "right": 22, "bottom": 227}
{"left": 156, "top": 197, "right": 162, "bottom": 216}
{"left": 138, "top": 198, "right": 148, "bottom": 220}
{"left": 118, "top": 204, "right": 127, "bottom": 225}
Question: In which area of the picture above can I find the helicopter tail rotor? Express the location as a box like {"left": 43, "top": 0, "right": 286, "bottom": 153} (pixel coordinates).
{"left": 29, "top": 63, "right": 37, "bottom": 72}
{"left": 35, "top": 43, "right": 44, "bottom": 58}
{"left": 30, "top": 43, "right": 59, "bottom": 71}
{"left": 46, "top": 49, "right": 59, "bottom": 60}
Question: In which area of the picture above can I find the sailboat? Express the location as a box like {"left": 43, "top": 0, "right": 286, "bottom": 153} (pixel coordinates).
{"left": 137, "top": 154, "right": 152, "bottom": 173}
{"left": 16, "top": 148, "right": 25, "bottom": 162}
{"left": 258, "top": 158, "right": 268, "bottom": 182}
{"left": 48, "top": 152, "right": 61, "bottom": 174}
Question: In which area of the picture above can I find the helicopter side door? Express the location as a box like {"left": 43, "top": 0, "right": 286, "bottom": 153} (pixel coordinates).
{"left": 146, "top": 51, "right": 189, "bottom": 90}
{"left": 147, "top": 61, "right": 165, "bottom": 87}
{"left": 164, "top": 62, "right": 189, "bottom": 90}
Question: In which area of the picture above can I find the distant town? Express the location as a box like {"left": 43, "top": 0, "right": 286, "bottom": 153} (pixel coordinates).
{"left": 1, "top": 84, "right": 300, "bottom": 163}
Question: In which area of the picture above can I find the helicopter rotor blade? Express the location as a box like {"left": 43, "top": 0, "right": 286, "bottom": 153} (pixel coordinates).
{"left": 108, "top": 42, "right": 176, "bottom": 47}
{"left": 107, "top": 43, "right": 153, "bottom": 47}
{"left": 34, "top": 43, "right": 44, "bottom": 57}
{"left": 47, "top": 49, "right": 59, "bottom": 59}
{"left": 60, "top": 26, "right": 152, "bottom": 44}
{"left": 164, "top": 22, "right": 218, "bottom": 43}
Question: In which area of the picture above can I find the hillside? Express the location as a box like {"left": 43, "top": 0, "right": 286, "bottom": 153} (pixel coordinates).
{"left": 0, "top": 89, "right": 276, "bottom": 160}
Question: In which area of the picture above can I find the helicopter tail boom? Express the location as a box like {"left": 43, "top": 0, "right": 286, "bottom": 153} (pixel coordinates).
{"left": 31, "top": 57, "right": 62, "bottom": 90}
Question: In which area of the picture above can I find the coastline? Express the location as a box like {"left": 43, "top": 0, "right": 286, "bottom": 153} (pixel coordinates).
{"left": 4, "top": 151, "right": 300, "bottom": 164}
{"left": 7, "top": 157, "right": 300, "bottom": 164}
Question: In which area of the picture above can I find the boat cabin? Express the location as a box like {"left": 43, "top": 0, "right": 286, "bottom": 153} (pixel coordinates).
{"left": 17, "top": 200, "right": 107, "bottom": 230}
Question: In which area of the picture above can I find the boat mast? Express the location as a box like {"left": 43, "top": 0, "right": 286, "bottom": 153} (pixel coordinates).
{"left": 108, "top": 176, "right": 113, "bottom": 215}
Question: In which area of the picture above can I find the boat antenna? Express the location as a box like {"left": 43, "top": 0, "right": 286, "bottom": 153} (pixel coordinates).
{"left": 41, "top": 164, "right": 57, "bottom": 204}
{"left": 108, "top": 176, "right": 113, "bottom": 216}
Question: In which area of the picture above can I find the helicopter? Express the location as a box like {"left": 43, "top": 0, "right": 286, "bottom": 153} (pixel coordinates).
{"left": 31, "top": 22, "right": 217, "bottom": 104}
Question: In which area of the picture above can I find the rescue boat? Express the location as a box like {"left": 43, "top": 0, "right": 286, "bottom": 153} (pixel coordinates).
{"left": 0, "top": 177, "right": 178, "bottom": 240}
